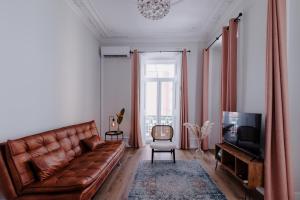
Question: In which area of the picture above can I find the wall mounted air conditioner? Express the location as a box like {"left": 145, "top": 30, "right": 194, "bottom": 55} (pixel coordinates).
{"left": 100, "top": 46, "right": 130, "bottom": 57}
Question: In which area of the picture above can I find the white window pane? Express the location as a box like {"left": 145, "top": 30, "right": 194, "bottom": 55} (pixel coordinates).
{"left": 161, "top": 82, "right": 173, "bottom": 116}
{"left": 145, "top": 82, "right": 157, "bottom": 116}
{"left": 145, "top": 64, "right": 175, "bottom": 78}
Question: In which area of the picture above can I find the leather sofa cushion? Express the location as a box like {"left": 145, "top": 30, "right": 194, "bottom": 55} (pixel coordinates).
{"left": 31, "top": 148, "right": 69, "bottom": 181}
{"left": 82, "top": 135, "right": 105, "bottom": 151}
{"left": 5, "top": 121, "right": 99, "bottom": 194}
{"left": 22, "top": 141, "right": 125, "bottom": 194}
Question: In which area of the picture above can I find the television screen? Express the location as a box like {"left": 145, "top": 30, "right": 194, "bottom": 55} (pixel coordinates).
{"left": 222, "top": 112, "right": 263, "bottom": 159}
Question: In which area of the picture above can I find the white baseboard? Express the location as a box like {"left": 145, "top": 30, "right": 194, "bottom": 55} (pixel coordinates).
{"left": 296, "top": 192, "right": 300, "bottom": 200}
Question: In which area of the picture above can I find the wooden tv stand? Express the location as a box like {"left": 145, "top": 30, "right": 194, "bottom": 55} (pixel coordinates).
{"left": 215, "top": 143, "right": 263, "bottom": 189}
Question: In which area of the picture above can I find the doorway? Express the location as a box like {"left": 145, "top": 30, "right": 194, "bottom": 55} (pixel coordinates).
{"left": 140, "top": 54, "right": 180, "bottom": 144}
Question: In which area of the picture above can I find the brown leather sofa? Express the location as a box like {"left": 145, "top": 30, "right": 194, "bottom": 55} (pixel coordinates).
{"left": 0, "top": 121, "right": 125, "bottom": 200}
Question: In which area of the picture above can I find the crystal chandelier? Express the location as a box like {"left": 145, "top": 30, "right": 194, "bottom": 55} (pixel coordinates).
{"left": 137, "top": 0, "right": 171, "bottom": 20}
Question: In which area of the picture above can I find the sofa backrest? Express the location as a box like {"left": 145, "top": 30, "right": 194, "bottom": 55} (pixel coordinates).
{"left": 5, "top": 121, "right": 99, "bottom": 194}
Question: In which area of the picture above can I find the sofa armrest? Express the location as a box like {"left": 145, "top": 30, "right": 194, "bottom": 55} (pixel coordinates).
{"left": 0, "top": 143, "right": 17, "bottom": 200}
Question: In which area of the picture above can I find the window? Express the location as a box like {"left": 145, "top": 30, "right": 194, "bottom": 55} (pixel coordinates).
{"left": 145, "top": 64, "right": 175, "bottom": 78}
{"left": 140, "top": 55, "right": 181, "bottom": 144}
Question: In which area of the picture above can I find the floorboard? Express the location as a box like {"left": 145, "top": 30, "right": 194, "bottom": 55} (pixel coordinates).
{"left": 93, "top": 145, "right": 263, "bottom": 200}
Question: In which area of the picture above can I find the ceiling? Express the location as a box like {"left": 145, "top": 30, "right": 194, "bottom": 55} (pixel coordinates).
{"left": 68, "top": 0, "right": 243, "bottom": 43}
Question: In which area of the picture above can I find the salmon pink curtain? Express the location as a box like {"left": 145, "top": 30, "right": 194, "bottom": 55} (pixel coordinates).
{"left": 220, "top": 26, "right": 229, "bottom": 142}
{"left": 201, "top": 49, "right": 209, "bottom": 150}
{"left": 129, "top": 50, "right": 143, "bottom": 148}
{"left": 220, "top": 19, "right": 238, "bottom": 142}
{"left": 180, "top": 49, "right": 189, "bottom": 149}
{"left": 264, "top": 0, "right": 294, "bottom": 199}
{"left": 221, "top": 19, "right": 238, "bottom": 113}
{"left": 227, "top": 19, "right": 238, "bottom": 111}
{"left": 221, "top": 27, "right": 229, "bottom": 113}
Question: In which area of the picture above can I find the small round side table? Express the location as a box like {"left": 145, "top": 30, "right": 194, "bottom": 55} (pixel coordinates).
{"left": 105, "top": 130, "right": 124, "bottom": 141}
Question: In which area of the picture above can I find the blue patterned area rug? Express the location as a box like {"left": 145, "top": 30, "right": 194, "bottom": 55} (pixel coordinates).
{"left": 128, "top": 160, "right": 227, "bottom": 200}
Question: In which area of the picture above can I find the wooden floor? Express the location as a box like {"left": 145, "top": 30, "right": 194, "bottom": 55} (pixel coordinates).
{"left": 94, "top": 145, "right": 262, "bottom": 200}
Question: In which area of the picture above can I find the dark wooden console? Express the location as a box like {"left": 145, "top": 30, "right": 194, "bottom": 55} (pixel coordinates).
{"left": 215, "top": 143, "right": 263, "bottom": 189}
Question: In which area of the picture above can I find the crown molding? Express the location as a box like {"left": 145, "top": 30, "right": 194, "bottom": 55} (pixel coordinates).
{"left": 66, "top": 0, "right": 243, "bottom": 44}
{"left": 201, "top": 0, "right": 236, "bottom": 41}
{"left": 65, "top": 0, "right": 207, "bottom": 44}
{"left": 79, "top": 0, "right": 110, "bottom": 37}
{"left": 65, "top": 0, "right": 105, "bottom": 41}
{"left": 207, "top": 0, "right": 251, "bottom": 44}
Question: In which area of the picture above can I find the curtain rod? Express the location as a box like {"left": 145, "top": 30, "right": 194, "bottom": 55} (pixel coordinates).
{"left": 130, "top": 50, "right": 191, "bottom": 54}
{"left": 205, "top": 12, "right": 243, "bottom": 51}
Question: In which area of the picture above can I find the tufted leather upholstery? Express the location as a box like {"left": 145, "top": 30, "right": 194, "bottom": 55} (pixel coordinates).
{"left": 6, "top": 121, "right": 99, "bottom": 194}
{"left": 23, "top": 141, "right": 125, "bottom": 194}
{"left": 0, "top": 121, "right": 125, "bottom": 200}
{"left": 31, "top": 147, "right": 70, "bottom": 181}
{"left": 82, "top": 135, "right": 105, "bottom": 151}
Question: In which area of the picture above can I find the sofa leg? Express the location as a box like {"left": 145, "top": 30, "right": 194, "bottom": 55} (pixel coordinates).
{"left": 151, "top": 149, "right": 154, "bottom": 164}
{"left": 173, "top": 149, "right": 175, "bottom": 163}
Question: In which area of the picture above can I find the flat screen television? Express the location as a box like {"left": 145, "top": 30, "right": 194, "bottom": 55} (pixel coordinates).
{"left": 222, "top": 112, "right": 264, "bottom": 159}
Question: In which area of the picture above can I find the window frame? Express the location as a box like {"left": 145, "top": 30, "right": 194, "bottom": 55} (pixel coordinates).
{"left": 140, "top": 57, "right": 181, "bottom": 142}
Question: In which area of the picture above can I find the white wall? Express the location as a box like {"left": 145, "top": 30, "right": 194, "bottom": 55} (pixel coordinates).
{"left": 237, "top": 0, "right": 267, "bottom": 115}
{"left": 287, "top": 0, "right": 300, "bottom": 198}
{"left": 100, "top": 42, "right": 204, "bottom": 147}
{"left": 101, "top": 57, "right": 132, "bottom": 139}
{"left": 0, "top": 0, "right": 101, "bottom": 141}
{"left": 208, "top": 44, "right": 222, "bottom": 149}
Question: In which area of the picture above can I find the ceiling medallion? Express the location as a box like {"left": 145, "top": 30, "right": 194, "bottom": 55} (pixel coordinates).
{"left": 137, "top": 0, "right": 171, "bottom": 20}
